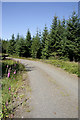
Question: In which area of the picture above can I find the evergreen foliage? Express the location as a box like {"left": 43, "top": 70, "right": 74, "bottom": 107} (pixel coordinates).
{"left": 31, "top": 31, "right": 41, "bottom": 58}
{"left": 2, "top": 11, "right": 80, "bottom": 62}
{"left": 2, "top": 40, "right": 8, "bottom": 53}
{"left": 16, "top": 37, "right": 26, "bottom": 57}
{"left": 25, "top": 29, "right": 32, "bottom": 57}
{"left": 7, "top": 34, "right": 16, "bottom": 55}
{"left": 66, "top": 11, "right": 80, "bottom": 61}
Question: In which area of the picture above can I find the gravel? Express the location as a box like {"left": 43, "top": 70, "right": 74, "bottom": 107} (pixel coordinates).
{"left": 13, "top": 58, "right": 78, "bottom": 118}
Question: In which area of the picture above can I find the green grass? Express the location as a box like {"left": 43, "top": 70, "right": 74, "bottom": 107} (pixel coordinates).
{"left": 41, "top": 59, "right": 78, "bottom": 76}
{"left": 1, "top": 59, "right": 25, "bottom": 119}
{"left": 10, "top": 55, "right": 79, "bottom": 77}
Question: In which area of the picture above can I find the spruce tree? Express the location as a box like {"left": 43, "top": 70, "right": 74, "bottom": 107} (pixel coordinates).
{"left": 66, "top": 11, "right": 79, "bottom": 61}
{"left": 2, "top": 40, "right": 8, "bottom": 53}
{"left": 41, "top": 24, "right": 48, "bottom": 49}
{"left": 31, "top": 31, "right": 41, "bottom": 58}
{"left": 16, "top": 37, "right": 26, "bottom": 57}
{"left": 49, "top": 15, "right": 58, "bottom": 57}
{"left": 7, "top": 34, "right": 16, "bottom": 55}
{"left": 42, "top": 16, "right": 58, "bottom": 59}
{"left": 41, "top": 25, "right": 48, "bottom": 58}
{"left": 25, "top": 29, "right": 32, "bottom": 57}
{"left": 16, "top": 33, "right": 19, "bottom": 42}
{"left": 56, "top": 18, "right": 68, "bottom": 59}
{"left": 15, "top": 33, "right": 20, "bottom": 55}
{"left": 41, "top": 34, "right": 51, "bottom": 59}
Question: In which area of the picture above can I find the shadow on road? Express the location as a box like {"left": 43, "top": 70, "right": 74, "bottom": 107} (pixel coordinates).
{"left": 25, "top": 66, "right": 35, "bottom": 72}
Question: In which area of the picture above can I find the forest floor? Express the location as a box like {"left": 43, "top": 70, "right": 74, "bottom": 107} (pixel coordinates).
{"left": 12, "top": 58, "right": 78, "bottom": 118}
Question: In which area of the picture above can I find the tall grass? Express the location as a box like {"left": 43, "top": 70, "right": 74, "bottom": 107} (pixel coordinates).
{"left": 1, "top": 59, "right": 25, "bottom": 119}
{"left": 41, "top": 59, "right": 79, "bottom": 76}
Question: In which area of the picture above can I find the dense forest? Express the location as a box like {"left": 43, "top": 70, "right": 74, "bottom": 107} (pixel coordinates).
{"left": 1, "top": 11, "right": 80, "bottom": 62}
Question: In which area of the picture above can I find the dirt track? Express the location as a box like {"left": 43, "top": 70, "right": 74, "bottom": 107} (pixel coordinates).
{"left": 13, "top": 58, "right": 78, "bottom": 118}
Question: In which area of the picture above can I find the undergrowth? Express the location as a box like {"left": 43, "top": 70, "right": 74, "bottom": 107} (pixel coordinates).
{"left": 41, "top": 59, "right": 79, "bottom": 77}
{"left": 1, "top": 59, "right": 25, "bottom": 119}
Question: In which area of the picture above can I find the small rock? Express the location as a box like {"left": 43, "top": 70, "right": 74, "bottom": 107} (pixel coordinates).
{"left": 54, "top": 112, "right": 56, "bottom": 115}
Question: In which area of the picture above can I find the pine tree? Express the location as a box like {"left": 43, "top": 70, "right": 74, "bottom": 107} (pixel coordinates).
{"left": 41, "top": 25, "right": 48, "bottom": 58}
{"left": 16, "top": 37, "right": 26, "bottom": 57}
{"left": 56, "top": 18, "right": 68, "bottom": 59}
{"left": 25, "top": 29, "right": 32, "bottom": 57}
{"left": 66, "top": 11, "right": 79, "bottom": 61}
{"left": 42, "top": 16, "right": 58, "bottom": 59}
{"left": 41, "top": 34, "right": 51, "bottom": 59}
{"left": 2, "top": 40, "right": 8, "bottom": 53}
{"left": 51, "top": 15, "right": 58, "bottom": 30}
{"left": 49, "top": 15, "right": 58, "bottom": 57}
{"left": 31, "top": 31, "right": 41, "bottom": 58}
{"left": 7, "top": 34, "right": 16, "bottom": 55}
{"left": 74, "top": 16, "right": 80, "bottom": 61}
{"left": 15, "top": 33, "right": 20, "bottom": 55}
{"left": 41, "top": 24, "right": 48, "bottom": 49}
{"left": 16, "top": 33, "right": 20, "bottom": 42}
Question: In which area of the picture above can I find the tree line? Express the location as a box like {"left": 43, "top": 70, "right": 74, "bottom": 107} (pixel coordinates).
{"left": 2, "top": 11, "right": 80, "bottom": 62}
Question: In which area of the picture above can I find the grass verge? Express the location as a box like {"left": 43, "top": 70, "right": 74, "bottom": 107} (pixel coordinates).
{"left": 10, "top": 55, "right": 79, "bottom": 77}
{"left": 40, "top": 59, "right": 78, "bottom": 77}
{"left": 1, "top": 59, "right": 25, "bottom": 119}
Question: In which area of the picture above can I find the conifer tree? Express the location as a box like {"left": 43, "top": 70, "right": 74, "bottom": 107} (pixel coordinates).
{"left": 7, "top": 34, "right": 16, "bottom": 55}
{"left": 31, "top": 30, "right": 41, "bottom": 58}
{"left": 16, "top": 37, "right": 26, "bottom": 57}
{"left": 42, "top": 16, "right": 58, "bottom": 59}
{"left": 66, "top": 11, "right": 79, "bottom": 61}
{"left": 15, "top": 33, "right": 20, "bottom": 55}
{"left": 41, "top": 25, "right": 48, "bottom": 58}
{"left": 2, "top": 40, "right": 8, "bottom": 53}
{"left": 25, "top": 29, "right": 32, "bottom": 57}
{"left": 16, "top": 33, "right": 20, "bottom": 42}
{"left": 49, "top": 15, "right": 58, "bottom": 57}
{"left": 41, "top": 34, "right": 51, "bottom": 59}
{"left": 56, "top": 18, "right": 68, "bottom": 58}
{"left": 41, "top": 24, "right": 48, "bottom": 49}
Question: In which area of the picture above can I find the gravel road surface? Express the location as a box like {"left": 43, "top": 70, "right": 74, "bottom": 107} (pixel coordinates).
{"left": 13, "top": 58, "right": 78, "bottom": 118}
